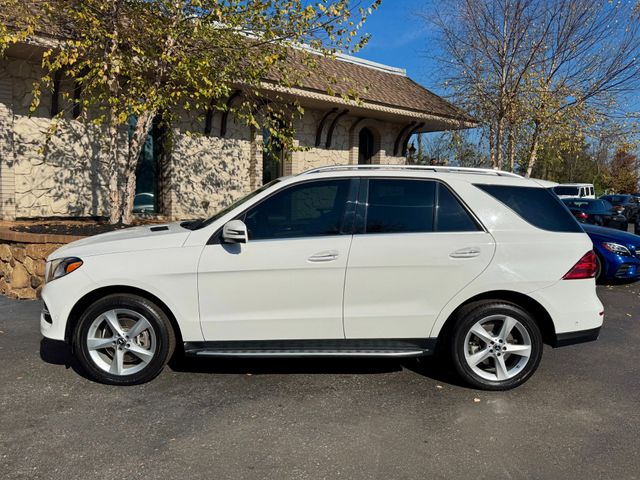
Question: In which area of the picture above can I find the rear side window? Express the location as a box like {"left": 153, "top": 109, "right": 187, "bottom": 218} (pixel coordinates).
{"left": 476, "top": 184, "right": 582, "bottom": 233}
{"left": 362, "top": 179, "right": 480, "bottom": 234}
{"left": 435, "top": 183, "right": 481, "bottom": 232}
{"left": 366, "top": 179, "right": 435, "bottom": 233}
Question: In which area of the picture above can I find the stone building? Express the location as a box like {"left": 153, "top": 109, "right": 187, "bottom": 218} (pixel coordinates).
{"left": 0, "top": 39, "right": 472, "bottom": 221}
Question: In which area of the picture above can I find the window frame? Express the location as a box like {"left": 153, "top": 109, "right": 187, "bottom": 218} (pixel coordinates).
{"left": 354, "top": 177, "right": 485, "bottom": 235}
{"left": 208, "top": 178, "right": 360, "bottom": 244}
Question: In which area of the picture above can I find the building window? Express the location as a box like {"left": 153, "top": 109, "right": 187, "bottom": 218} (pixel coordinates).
{"left": 130, "top": 116, "right": 164, "bottom": 214}
{"left": 359, "top": 127, "right": 376, "bottom": 164}
{"left": 262, "top": 127, "right": 283, "bottom": 184}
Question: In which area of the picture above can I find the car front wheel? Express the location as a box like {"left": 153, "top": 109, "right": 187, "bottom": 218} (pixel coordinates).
{"left": 450, "top": 301, "right": 543, "bottom": 390}
{"left": 73, "top": 294, "right": 176, "bottom": 385}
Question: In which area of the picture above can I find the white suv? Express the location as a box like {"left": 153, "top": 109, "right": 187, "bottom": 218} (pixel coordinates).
{"left": 40, "top": 165, "right": 604, "bottom": 390}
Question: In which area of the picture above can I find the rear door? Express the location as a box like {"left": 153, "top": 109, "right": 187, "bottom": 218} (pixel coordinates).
{"left": 343, "top": 178, "right": 495, "bottom": 339}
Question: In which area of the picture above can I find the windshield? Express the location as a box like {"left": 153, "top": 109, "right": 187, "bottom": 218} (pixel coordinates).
{"left": 182, "top": 179, "right": 281, "bottom": 230}
{"left": 603, "top": 195, "right": 627, "bottom": 204}
{"left": 553, "top": 186, "right": 580, "bottom": 196}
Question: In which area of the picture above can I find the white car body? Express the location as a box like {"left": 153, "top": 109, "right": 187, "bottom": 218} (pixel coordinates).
{"left": 42, "top": 166, "right": 603, "bottom": 344}
{"left": 40, "top": 166, "right": 604, "bottom": 388}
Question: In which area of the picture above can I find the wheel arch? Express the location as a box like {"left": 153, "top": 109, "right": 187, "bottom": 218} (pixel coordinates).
{"left": 64, "top": 285, "right": 184, "bottom": 348}
{"left": 434, "top": 290, "right": 557, "bottom": 352}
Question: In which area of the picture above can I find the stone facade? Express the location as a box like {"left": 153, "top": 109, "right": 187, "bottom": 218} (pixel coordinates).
{"left": 0, "top": 56, "right": 413, "bottom": 222}
{"left": 0, "top": 240, "right": 62, "bottom": 299}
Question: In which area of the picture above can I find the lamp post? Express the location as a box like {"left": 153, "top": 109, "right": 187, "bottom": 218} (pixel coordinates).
{"left": 407, "top": 142, "right": 417, "bottom": 164}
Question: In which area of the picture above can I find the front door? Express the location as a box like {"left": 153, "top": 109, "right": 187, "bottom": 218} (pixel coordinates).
{"left": 198, "top": 178, "right": 357, "bottom": 341}
{"left": 343, "top": 178, "right": 495, "bottom": 339}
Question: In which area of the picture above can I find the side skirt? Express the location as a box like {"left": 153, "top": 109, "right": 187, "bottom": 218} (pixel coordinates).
{"left": 183, "top": 339, "right": 437, "bottom": 358}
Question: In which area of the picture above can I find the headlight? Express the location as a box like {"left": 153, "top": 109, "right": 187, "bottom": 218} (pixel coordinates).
{"left": 45, "top": 257, "right": 83, "bottom": 283}
{"left": 601, "top": 242, "right": 632, "bottom": 256}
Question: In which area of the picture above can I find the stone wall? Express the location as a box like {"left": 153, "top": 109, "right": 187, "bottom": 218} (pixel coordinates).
{"left": 0, "top": 241, "right": 62, "bottom": 299}
{"left": 0, "top": 56, "right": 410, "bottom": 222}
{"left": 166, "top": 111, "right": 255, "bottom": 219}
{"left": 1, "top": 57, "right": 118, "bottom": 219}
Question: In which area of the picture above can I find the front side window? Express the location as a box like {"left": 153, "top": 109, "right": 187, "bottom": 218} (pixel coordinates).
{"left": 244, "top": 179, "right": 352, "bottom": 240}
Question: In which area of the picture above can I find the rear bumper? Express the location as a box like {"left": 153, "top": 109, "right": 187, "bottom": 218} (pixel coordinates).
{"left": 554, "top": 326, "right": 601, "bottom": 347}
{"left": 528, "top": 279, "right": 604, "bottom": 341}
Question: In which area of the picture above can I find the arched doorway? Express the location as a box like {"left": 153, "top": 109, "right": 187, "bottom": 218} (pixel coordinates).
{"left": 358, "top": 127, "right": 376, "bottom": 164}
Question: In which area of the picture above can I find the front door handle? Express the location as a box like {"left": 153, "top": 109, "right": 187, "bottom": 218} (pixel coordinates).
{"left": 308, "top": 250, "right": 339, "bottom": 262}
{"left": 450, "top": 247, "right": 481, "bottom": 259}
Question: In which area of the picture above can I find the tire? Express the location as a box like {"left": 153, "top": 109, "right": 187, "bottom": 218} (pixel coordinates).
{"left": 594, "top": 254, "right": 604, "bottom": 283}
{"left": 73, "top": 294, "right": 176, "bottom": 385}
{"left": 449, "top": 301, "right": 543, "bottom": 391}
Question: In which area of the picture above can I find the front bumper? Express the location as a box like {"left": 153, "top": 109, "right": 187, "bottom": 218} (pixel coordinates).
{"left": 600, "top": 253, "right": 640, "bottom": 280}
{"left": 40, "top": 269, "right": 95, "bottom": 342}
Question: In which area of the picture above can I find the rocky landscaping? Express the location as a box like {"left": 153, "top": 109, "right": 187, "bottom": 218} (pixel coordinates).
{"left": 0, "top": 240, "right": 63, "bottom": 299}
{"left": 0, "top": 222, "right": 89, "bottom": 299}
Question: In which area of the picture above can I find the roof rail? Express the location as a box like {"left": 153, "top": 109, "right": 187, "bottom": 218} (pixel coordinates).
{"left": 299, "top": 164, "right": 523, "bottom": 178}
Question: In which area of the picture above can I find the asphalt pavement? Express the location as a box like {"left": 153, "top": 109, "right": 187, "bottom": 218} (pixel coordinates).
{"left": 1, "top": 284, "right": 639, "bottom": 480}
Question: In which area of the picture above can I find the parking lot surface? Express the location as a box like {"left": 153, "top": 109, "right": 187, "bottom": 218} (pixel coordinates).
{"left": 1, "top": 284, "right": 640, "bottom": 480}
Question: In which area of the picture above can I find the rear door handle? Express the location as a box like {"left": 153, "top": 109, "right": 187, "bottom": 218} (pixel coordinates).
{"left": 450, "top": 247, "right": 481, "bottom": 259}
{"left": 308, "top": 250, "right": 339, "bottom": 262}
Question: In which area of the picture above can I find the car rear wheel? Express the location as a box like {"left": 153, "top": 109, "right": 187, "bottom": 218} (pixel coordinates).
{"left": 73, "top": 294, "right": 176, "bottom": 385}
{"left": 450, "top": 301, "right": 543, "bottom": 390}
{"left": 594, "top": 254, "right": 603, "bottom": 282}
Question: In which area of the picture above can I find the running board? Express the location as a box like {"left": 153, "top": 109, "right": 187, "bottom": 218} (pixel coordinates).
{"left": 183, "top": 339, "right": 436, "bottom": 359}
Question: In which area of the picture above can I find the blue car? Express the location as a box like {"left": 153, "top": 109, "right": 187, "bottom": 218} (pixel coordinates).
{"left": 583, "top": 224, "right": 640, "bottom": 282}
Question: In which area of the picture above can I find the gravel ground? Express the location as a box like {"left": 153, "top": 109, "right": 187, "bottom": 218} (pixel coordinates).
{"left": 1, "top": 283, "right": 639, "bottom": 480}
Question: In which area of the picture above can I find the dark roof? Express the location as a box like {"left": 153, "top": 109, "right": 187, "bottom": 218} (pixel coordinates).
{"left": 292, "top": 53, "right": 472, "bottom": 122}
{"left": 2, "top": 6, "right": 472, "bottom": 123}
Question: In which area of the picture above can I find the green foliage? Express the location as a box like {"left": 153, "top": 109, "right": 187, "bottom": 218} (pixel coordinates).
{"left": 605, "top": 150, "right": 639, "bottom": 194}
{"left": 0, "top": 0, "right": 37, "bottom": 56}
{"left": 429, "top": 0, "right": 640, "bottom": 176}
{"left": 528, "top": 129, "right": 639, "bottom": 195}
{"left": 5, "top": 0, "right": 381, "bottom": 223}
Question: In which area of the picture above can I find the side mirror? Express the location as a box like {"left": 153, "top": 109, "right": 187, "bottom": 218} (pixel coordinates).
{"left": 222, "top": 219, "right": 248, "bottom": 244}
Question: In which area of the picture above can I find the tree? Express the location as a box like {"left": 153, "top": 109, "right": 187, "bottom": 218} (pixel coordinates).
{"left": 427, "top": 0, "right": 640, "bottom": 177}
{"left": 427, "top": 0, "right": 546, "bottom": 170}
{"left": 606, "top": 149, "right": 639, "bottom": 193}
{"left": 0, "top": 0, "right": 37, "bottom": 56}
{"left": 4, "top": 0, "right": 381, "bottom": 224}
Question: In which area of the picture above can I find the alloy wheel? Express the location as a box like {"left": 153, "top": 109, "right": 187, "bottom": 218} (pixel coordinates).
{"left": 86, "top": 309, "right": 157, "bottom": 376}
{"left": 463, "top": 314, "right": 532, "bottom": 382}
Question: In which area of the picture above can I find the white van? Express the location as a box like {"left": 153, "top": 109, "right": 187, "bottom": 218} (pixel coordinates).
{"left": 553, "top": 183, "right": 595, "bottom": 199}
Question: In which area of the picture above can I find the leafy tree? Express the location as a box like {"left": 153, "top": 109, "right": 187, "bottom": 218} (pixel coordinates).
{"left": 605, "top": 149, "right": 639, "bottom": 194}
{"left": 3, "top": 0, "right": 381, "bottom": 223}
{"left": 427, "top": 0, "right": 640, "bottom": 177}
{"left": 0, "top": 0, "right": 39, "bottom": 56}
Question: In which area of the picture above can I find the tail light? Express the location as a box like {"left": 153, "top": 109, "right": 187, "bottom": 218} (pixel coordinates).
{"left": 576, "top": 212, "right": 588, "bottom": 220}
{"left": 614, "top": 205, "right": 625, "bottom": 212}
{"left": 562, "top": 251, "right": 597, "bottom": 279}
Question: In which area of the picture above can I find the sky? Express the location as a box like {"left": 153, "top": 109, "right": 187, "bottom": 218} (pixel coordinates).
{"left": 356, "top": 0, "right": 444, "bottom": 96}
